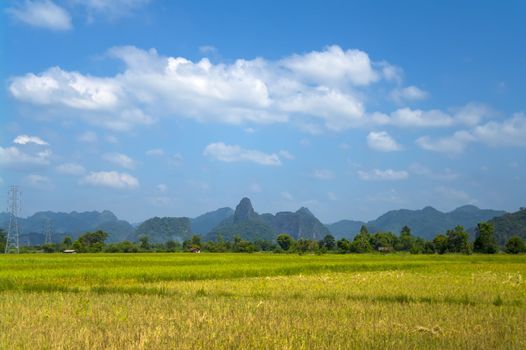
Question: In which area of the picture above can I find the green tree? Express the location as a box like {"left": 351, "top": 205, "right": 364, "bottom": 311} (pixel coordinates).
{"left": 446, "top": 226, "right": 471, "bottom": 254}
{"left": 505, "top": 236, "right": 526, "bottom": 254}
{"left": 165, "top": 240, "right": 180, "bottom": 252}
{"left": 371, "top": 232, "right": 397, "bottom": 252}
{"left": 396, "top": 225, "right": 415, "bottom": 251}
{"left": 277, "top": 234, "right": 294, "bottom": 251}
{"left": 73, "top": 230, "right": 108, "bottom": 252}
{"left": 0, "top": 229, "right": 6, "bottom": 253}
{"left": 139, "top": 235, "right": 150, "bottom": 251}
{"left": 473, "top": 222, "right": 498, "bottom": 254}
{"left": 319, "top": 234, "right": 336, "bottom": 251}
{"left": 351, "top": 225, "right": 372, "bottom": 253}
{"left": 62, "top": 235, "right": 73, "bottom": 249}
{"left": 350, "top": 236, "right": 372, "bottom": 253}
{"left": 336, "top": 238, "right": 351, "bottom": 253}
{"left": 433, "top": 234, "right": 448, "bottom": 254}
{"left": 422, "top": 240, "right": 435, "bottom": 254}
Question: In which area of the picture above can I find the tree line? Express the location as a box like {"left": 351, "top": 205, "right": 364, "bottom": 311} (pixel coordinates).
{"left": 0, "top": 222, "right": 525, "bottom": 254}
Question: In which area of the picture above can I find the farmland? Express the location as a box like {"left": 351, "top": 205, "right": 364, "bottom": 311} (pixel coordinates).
{"left": 0, "top": 253, "right": 525, "bottom": 349}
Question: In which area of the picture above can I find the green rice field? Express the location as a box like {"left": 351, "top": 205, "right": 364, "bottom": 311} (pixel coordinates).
{"left": 0, "top": 253, "right": 525, "bottom": 349}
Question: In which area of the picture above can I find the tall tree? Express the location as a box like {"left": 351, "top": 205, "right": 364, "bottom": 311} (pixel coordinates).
{"left": 446, "top": 226, "right": 471, "bottom": 254}
{"left": 473, "top": 222, "right": 498, "bottom": 253}
{"left": 277, "top": 234, "right": 293, "bottom": 251}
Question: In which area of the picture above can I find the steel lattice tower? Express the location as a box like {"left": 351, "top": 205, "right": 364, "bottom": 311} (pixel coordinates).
{"left": 43, "top": 219, "right": 53, "bottom": 245}
{"left": 5, "top": 186, "right": 21, "bottom": 254}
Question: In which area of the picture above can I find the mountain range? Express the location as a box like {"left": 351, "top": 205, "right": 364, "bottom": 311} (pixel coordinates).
{"left": 327, "top": 205, "right": 506, "bottom": 240}
{"left": 1, "top": 199, "right": 520, "bottom": 245}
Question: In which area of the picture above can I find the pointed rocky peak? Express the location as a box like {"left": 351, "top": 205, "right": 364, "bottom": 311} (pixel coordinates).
{"left": 296, "top": 207, "right": 313, "bottom": 217}
{"left": 233, "top": 197, "right": 257, "bottom": 223}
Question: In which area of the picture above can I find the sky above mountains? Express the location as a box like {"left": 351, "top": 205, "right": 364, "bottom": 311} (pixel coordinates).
{"left": 1, "top": 0, "right": 525, "bottom": 223}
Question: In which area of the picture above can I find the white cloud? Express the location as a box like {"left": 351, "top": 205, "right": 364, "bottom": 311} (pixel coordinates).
{"left": 367, "top": 131, "right": 402, "bottom": 152}
{"left": 473, "top": 113, "right": 526, "bottom": 147}
{"left": 102, "top": 152, "right": 136, "bottom": 169}
{"left": 0, "top": 146, "right": 52, "bottom": 167}
{"left": 78, "top": 131, "right": 98, "bottom": 143}
{"left": 388, "top": 108, "right": 454, "bottom": 128}
{"left": 416, "top": 131, "right": 475, "bottom": 154}
{"left": 358, "top": 169, "right": 409, "bottom": 181}
{"left": 157, "top": 184, "right": 168, "bottom": 193}
{"left": 13, "top": 134, "right": 48, "bottom": 145}
{"left": 203, "top": 142, "right": 282, "bottom": 166}
{"left": 72, "top": 0, "right": 151, "bottom": 19}
{"left": 453, "top": 103, "right": 492, "bottom": 127}
{"left": 24, "top": 174, "right": 52, "bottom": 189}
{"left": 389, "top": 86, "right": 428, "bottom": 103}
{"left": 146, "top": 148, "right": 164, "bottom": 156}
{"left": 281, "top": 45, "right": 379, "bottom": 86}
{"left": 81, "top": 171, "right": 139, "bottom": 189}
{"left": 55, "top": 162, "right": 86, "bottom": 175}
{"left": 7, "top": 0, "right": 72, "bottom": 31}
{"left": 10, "top": 45, "right": 397, "bottom": 132}
{"left": 311, "top": 169, "right": 334, "bottom": 180}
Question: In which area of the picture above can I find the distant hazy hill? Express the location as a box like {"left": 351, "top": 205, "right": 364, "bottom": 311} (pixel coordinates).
{"left": 207, "top": 198, "right": 329, "bottom": 241}
{"left": 327, "top": 205, "right": 506, "bottom": 240}
{"left": 0, "top": 210, "right": 134, "bottom": 244}
{"left": 325, "top": 220, "right": 365, "bottom": 239}
{"left": 262, "top": 207, "right": 330, "bottom": 240}
{"left": 134, "top": 217, "right": 193, "bottom": 243}
{"left": 191, "top": 207, "right": 233, "bottom": 235}
{"left": 486, "top": 208, "right": 526, "bottom": 245}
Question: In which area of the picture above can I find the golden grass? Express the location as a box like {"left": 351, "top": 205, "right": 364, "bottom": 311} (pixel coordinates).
{"left": 0, "top": 253, "right": 524, "bottom": 349}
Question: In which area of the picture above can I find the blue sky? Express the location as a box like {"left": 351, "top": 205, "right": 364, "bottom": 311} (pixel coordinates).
{"left": 1, "top": 0, "right": 525, "bottom": 223}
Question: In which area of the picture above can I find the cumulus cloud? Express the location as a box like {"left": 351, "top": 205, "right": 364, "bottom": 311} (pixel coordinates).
{"left": 157, "top": 184, "right": 168, "bottom": 193}
{"left": 55, "top": 162, "right": 86, "bottom": 175}
{"left": 416, "top": 113, "right": 526, "bottom": 154}
{"left": 81, "top": 171, "right": 139, "bottom": 189}
{"left": 102, "top": 152, "right": 136, "bottom": 169}
{"left": 7, "top": 0, "right": 72, "bottom": 31}
{"left": 416, "top": 131, "right": 475, "bottom": 154}
{"left": 358, "top": 169, "right": 409, "bottom": 181}
{"left": 387, "top": 108, "right": 454, "bottom": 128}
{"left": 203, "top": 142, "right": 282, "bottom": 166}
{"left": 473, "top": 113, "right": 526, "bottom": 147}
{"left": 389, "top": 86, "right": 428, "bottom": 103}
{"left": 72, "top": 0, "right": 151, "bottom": 19}
{"left": 13, "top": 134, "right": 48, "bottom": 145}
{"left": 367, "top": 131, "right": 402, "bottom": 152}
{"left": 453, "top": 103, "right": 493, "bottom": 127}
{"left": 281, "top": 45, "right": 379, "bottom": 86}
{"left": 9, "top": 45, "right": 400, "bottom": 132}
{"left": 0, "top": 146, "right": 52, "bottom": 168}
